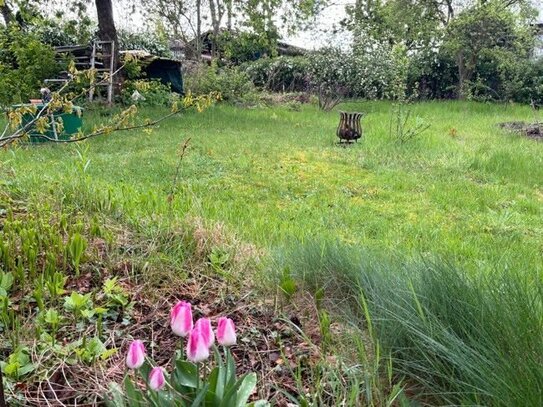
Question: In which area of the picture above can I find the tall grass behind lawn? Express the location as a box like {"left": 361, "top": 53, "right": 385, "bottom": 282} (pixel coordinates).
{"left": 277, "top": 241, "right": 543, "bottom": 406}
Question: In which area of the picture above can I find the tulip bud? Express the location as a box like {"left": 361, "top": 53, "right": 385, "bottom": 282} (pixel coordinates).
{"left": 149, "top": 367, "right": 166, "bottom": 391}
{"left": 186, "top": 327, "right": 210, "bottom": 363}
{"left": 170, "top": 301, "right": 193, "bottom": 337}
{"left": 217, "top": 317, "right": 237, "bottom": 347}
{"left": 126, "top": 340, "right": 146, "bottom": 369}
{"left": 194, "top": 318, "right": 214, "bottom": 348}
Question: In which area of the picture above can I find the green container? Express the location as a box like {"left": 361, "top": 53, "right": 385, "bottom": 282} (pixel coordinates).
{"left": 12, "top": 103, "right": 83, "bottom": 143}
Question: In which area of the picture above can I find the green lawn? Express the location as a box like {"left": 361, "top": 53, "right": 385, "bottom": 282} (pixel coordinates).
{"left": 3, "top": 100, "right": 542, "bottom": 274}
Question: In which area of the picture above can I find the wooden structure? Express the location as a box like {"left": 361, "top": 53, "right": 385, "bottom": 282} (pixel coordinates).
{"left": 88, "top": 41, "right": 115, "bottom": 104}
{"left": 45, "top": 41, "right": 115, "bottom": 104}
{"left": 337, "top": 112, "right": 364, "bottom": 143}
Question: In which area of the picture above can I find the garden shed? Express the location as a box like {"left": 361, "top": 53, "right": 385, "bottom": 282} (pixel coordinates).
{"left": 51, "top": 44, "right": 184, "bottom": 95}
{"left": 120, "top": 51, "right": 184, "bottom": 94}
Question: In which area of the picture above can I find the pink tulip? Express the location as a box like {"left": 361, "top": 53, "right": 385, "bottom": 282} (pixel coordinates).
{"left": 194, "top": 318, "right": 215, "bottom": 348}
{"left": 126, "top": 340, "right": 146, "bottom": 369}
{"left": 217, "top": 317, "right": 237, "bottom": 347}
{"left": 170, "top": 301, "right": 193, "bottom": 337}
{"left": 186, "top": 327, "right": 210, "bottom": 363}
{"left": 149, "top": 367, "right": 166, "bottom": 391}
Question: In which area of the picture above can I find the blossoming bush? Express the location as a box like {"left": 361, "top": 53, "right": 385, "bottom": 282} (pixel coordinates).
{"left": 106, "top": 301, "right": 267, "bottom": 406}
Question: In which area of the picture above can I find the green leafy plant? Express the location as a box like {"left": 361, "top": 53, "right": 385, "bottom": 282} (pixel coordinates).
{"left": 0, "top": 347, "right": 35, "bottom": 380}
{"left": 208, "top": 247, "right": 231, "bottom": 274}
{"left": 103, "top": 277, "right": 130, "bottom": 309}
{"left": 64, "top": 291, "right": 93, "bottom": 321}
{"left": 67, "top": 232, "right": 88, "bottom": 277}
{"left": 76, "top": 336, "right": 116, "bottom": 364}
{"left": 46, "top": 271, "right": 68, "bottom": 301}
{"left": 0, "top": 271, "right": 13, "bottom": 297}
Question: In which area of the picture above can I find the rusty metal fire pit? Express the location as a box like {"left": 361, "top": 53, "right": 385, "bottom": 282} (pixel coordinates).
{"left": 337, "top": 111, "right": 364, "bottom": 144}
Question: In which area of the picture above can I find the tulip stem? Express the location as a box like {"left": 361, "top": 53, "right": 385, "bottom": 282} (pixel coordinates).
{"left": 196, "top": 362, "right": 200, "bottom": 391}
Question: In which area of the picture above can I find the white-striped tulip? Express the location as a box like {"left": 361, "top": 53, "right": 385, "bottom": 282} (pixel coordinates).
{"left": 186, "top": 326, "right": 210, "bottom": 363}
{"left": 194, "top": 318, "right": 215, "bottom": 348}
{"left": 126, "top": 340, "right": 146, "bottom": 369}
{"left": 216, "top": 317, "right": 237, "bottom": 347}
{"left": 149, "top": 367, "right": 166, "bottom": 391}
{"left": 170, "top": 301, "right": 193, "bottom": 337}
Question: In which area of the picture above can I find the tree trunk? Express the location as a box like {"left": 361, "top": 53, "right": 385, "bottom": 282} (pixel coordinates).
{"left": 208, "top": 0, "right": 225, "bottom": 58}
{"left": 95, "top": 0, "right": 120, "bottom": 101}
{"left": 1, "top": 2, "right": 14, "bottom": 25}
{"left": 456, "top": 51, "right": 466, "bottom": 99}
{"left": 196, "top": 0, "right": 202, "bottom": 60}
{"left": 227, "top": 0, "right": 233, "bottom": 30}
{"left": 95, "top": 0, "right": 119, "bottom": 67}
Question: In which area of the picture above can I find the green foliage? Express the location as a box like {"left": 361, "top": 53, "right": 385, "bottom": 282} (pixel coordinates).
{"left": 345, "top": 0, "right": 539, "bottom": 103}
{"left": 31, "top": 17, "right": 95, "bottom": 46}
{"left": 0, "top": 347, "right": 35, "bottom": 380}
{"left": 0, "top": 26, "right": 61, "bottom": 106}
{"left": 185, "top": 63, "right": 256, "bottom": 103}
{"left": 107, "top": 346, "right": 262, "bottom": 406}
{"left": 242, "top": 56, "right": 310, "bottom": 92}
{"left": 278, "top": 240, "right": 543, "bottom": 406}
{"left": 120, "top": 79, "right": 175, "bottom": 107}
{"left": 307, "top": 43, "right": 402, "bottom": 109}
{"left": 118, "top": 29, "right": 172, "bottom": 58}
{"left": 67, "top": 232, "right": 88, "bottom": 276}
{"left": 0, "top": 198, "right": 130, "bottom": 401}
{"left": 443, "top": 2, "right": 534, "bottom": 100}
{"left": 217, "top": 30, "right": 277, "bottom": 64}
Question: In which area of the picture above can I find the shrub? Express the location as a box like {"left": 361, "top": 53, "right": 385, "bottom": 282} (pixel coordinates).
{"left": 276, "top": 241, "right": 543, "bottom": 406}
{"left": 31, "top": 18, "right": 94, "bottom": 47}
{"left": 120, "top": 79, "right": 175, "bottom": 107}
{"left": 307, "top": 43, "right": 402, "bottom": 109}
{"left": 118, "top": 29, "right": 172, "bottom": 58}
{"left": 216, "top": 31, "right": 277, "bottom": 64}
{"left": 185, "top": 63, "right": 256, "bottom": 103}
{"left": 242, "top": 56, "right": 310, "bottom": 92}
{"left": 0, "top": 26, "right": 61, "bottom": 107}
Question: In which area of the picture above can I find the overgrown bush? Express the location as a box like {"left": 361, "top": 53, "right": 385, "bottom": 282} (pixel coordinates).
{"left": 242, "top": 56, "right": 310, "bottom": 92}
{"left": 307, "top": 43, "right": 402, "bottom": 110}
{"left": 276, "top": 241, "right": 543, "bottom": 406}
{"left": 216, "top": 31, "right": 277, "bottom": 64}
{"left": 31, "top": 18, "right": 95, "bottom": 46}
{"left": 0, "top": 26, "right": 61, "bottom": 107}
{"left": 118, "top": 29, "right": 172, "bottom": 58}
{"left": 120, "top": 79, "right": 175, "bottom": 107}
{"left": 185, "top": 63, "right": 256, "bottom": 103}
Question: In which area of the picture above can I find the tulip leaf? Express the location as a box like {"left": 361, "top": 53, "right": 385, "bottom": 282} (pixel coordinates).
{"left": 212, "top": 347, "right": 226, "bottom": 399}
{"left": 173, "top": 360, "right": 198, "bottom": 388}
{"left": 225, "top": 349, "right": 236, "bottom": 388}
{"left": 190, "top": 383, "right": 210, "bottom": 407}
{"left": 235, "top": 373, "right": 257, "bottom": 407}
{"left": 123, "top": 375, "right": 143, "bottom": 407}
{"left": 105, "top": 382, "right": 126, "bottom": 407}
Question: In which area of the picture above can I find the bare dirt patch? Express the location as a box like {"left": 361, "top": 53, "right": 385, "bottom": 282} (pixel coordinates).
{"left": 499, "top": 121, "right": 543, "bottom": 140}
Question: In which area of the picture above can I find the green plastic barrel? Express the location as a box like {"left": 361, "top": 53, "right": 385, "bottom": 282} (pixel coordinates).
{"left": 12, "top": 103, "right": 84, "bottom": 143}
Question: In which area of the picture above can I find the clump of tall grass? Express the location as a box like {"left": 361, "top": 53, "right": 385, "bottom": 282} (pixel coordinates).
{"left": 275, "top": 241, "right": 543, "bottom": 406}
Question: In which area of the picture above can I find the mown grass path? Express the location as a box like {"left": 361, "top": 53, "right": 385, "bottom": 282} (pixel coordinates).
{"left": 3, "top": 100, "right": 542, "bottom": 274}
